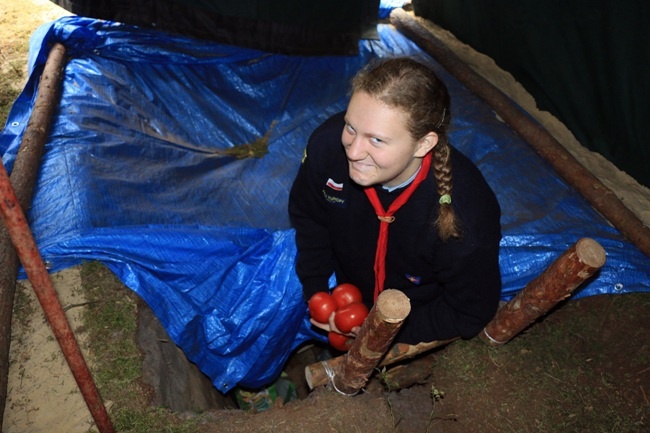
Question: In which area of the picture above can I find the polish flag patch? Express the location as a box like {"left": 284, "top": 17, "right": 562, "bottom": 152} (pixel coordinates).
{"left": 326, "top": 178, "right": 343, "bottom": 191}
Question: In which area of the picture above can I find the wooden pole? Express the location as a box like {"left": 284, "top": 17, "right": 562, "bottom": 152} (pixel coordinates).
{"left": 306, "top": 289, "right": 411, "bottom": 393}
{"left": 380, "top": 338, "right": 458, "bottom": 367}
{"left": 306, "top": 338, "right": 456, "bottom": 390}
{"left": 390, "top": 9, "right": 650, "bottom": 259}
{"left": 378, "top": 354, "right": 437, "bottom": 390}
{"left": 0, "top": 42, "right": 67, "bottom": 427}
{"left": 0, "top": 147, "right": 115, "bottom": 433}
{"left": 482, "top": 238, "right": 606, "bottom": 345}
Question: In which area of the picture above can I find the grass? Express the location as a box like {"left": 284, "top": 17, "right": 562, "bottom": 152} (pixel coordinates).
{"left": 78, "top": 261, "right": 202, "bottom": 433}
{"left": 428, "top": 295, "right": 649, "bottom": 433}
{"left": 11, "top": 282, "right": 36, "bottom": 335}
{"left": 0, "top": 9, "right": 31, "bottom": 126}
{"left": 0, "top": 64, "right": 24, "bottom": 126}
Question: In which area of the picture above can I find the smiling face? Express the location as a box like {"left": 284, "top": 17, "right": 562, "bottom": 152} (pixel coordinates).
{"left": 342, "top": 91, "right": 438, "bottom": 188}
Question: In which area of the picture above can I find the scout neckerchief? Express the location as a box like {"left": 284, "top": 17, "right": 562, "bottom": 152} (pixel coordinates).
{"left": 363, "top": 152, "right": 432, "bottom": 301}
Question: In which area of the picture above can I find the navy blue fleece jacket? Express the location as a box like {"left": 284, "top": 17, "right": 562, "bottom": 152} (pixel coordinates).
{"left": 288, "top": 112, "right": 502, "bottom": 344}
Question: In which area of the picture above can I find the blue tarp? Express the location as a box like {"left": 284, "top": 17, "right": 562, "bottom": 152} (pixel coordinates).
{"left": 1, "top": 15, "right": 648, "bottom": 393}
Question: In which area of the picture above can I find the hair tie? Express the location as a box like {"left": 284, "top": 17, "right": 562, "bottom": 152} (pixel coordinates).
{"left": 436, "top": 108, "right": 447, "bottom": 129}
{"left": 439, "top": 194, "right": 452, "bottom": 205}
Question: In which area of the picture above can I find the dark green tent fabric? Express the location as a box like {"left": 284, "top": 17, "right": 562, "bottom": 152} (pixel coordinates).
{"left": 413, "top": 0, "right": 650, "bottom": 187}
{"left": 51, "top": 0, "right": 379, "bottom": 55}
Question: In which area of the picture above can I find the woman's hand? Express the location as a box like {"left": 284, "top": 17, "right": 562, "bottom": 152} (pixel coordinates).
{"left": 310, "top": 311, "right": 360, "bottom": 337}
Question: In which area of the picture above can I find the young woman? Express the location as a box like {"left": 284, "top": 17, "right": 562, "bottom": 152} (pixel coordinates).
{"left": 288, "top": 57, "right": 502, "bottom": 345}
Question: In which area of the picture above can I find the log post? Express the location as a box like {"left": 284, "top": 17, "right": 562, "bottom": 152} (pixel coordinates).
{"left": 482, "top": 238, "right": 606, "bottom": 345}
{"left": 380, "top": 338, "right": 458, "bottom": 367}
{"left": 0, "top": 42, "right": 67, "bottom": 427}
{"left": 390, "top": 9, "right": 650, "bottom": 259}
{"left": 305, "top": 289, "right": 411, "bottom": 393}
{"left": 378, "top": 356, "right": 435, "bottom": 390}
{"left": 0, "top": 154, "right": 115, "bottom": 432}
{"left": 305, "top": 339, "right": 457, "bottom": 390}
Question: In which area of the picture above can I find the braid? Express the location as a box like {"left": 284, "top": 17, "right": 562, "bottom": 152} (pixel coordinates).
{"left": 433, "top": 136, "right": 460, "bottom": 241}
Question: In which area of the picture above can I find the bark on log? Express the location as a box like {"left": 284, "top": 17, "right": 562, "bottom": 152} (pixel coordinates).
{"left": 306, "top": 338, "right": 456, "bottom": 390}
{"left": 0, "top": 42, "right": 67, "bottom": 427}
{"left": 334, "top": 290, "right": 411, "bottom": 394}
{"left": 390, "top": 9, "right": 650, "bottom": 259}
{"left": 379, "top": 355, "right": 436, "bottom": 390}
{"left": 381, "top": 338, "right": 458, "bottom": 365}
{"left": 305, "top": 290, "right": 411, "bottom": 394}
{"left": 482, "top": 238, "right": 606, "bottom": 345}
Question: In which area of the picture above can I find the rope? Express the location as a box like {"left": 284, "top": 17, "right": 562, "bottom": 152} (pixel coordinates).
{"left": 322, "top": 361, "right": 359, "bottom": 396}
{"left": 481, "top": 327, "right": 505, "bottom": 345}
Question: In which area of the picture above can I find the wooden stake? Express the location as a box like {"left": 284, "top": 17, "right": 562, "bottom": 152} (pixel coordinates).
{"left": 306, "top": 289, "right": 411, "bottom": 392}
{"left": 482, "top": 238, "right": 606, "bottom": 345}
{"left": 306, "top": 338, "right": 456, "bottom": 390}
{"left": 380, "top": 338, "right": 458, "bottom": 367}
{"left": 0, "top": 42, "right": 67, "bottom": 427}
{"left": 378, "top": 355, "right": 436, "bottom": 390}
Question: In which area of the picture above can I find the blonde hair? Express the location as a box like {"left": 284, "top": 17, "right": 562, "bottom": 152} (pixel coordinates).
{"left": 351, "top": 57, "right": 460, "bottom": 240}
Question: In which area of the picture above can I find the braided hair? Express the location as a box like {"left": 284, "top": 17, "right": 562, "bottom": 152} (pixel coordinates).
{"left": 350, "top": 56, "right": 460, "bottom": 241}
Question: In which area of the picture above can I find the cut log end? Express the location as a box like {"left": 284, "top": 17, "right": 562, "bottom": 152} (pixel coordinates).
{"left": 576, "top": 238, "right": 606, "bottom": 268}
{"left": 376, "top": 289, "right": 411, "bottom": 322}
{"left": 304, "top": 364, "right": 316, "bottom": 390}
{"left": 482, "top": 238, "right": 607, "bottom": 346}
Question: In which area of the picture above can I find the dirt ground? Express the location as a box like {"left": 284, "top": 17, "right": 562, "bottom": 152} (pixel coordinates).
{"left": 1, "top": 1, "right": 649, "bottom": 433}
{"left": 195, "top": 293, "right": 650, "bottom": 433}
